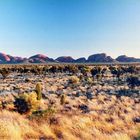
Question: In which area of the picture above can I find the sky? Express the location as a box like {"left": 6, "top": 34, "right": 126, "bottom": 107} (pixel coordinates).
{"left": 0, "top": 0, "right": 140, "bottom": 59}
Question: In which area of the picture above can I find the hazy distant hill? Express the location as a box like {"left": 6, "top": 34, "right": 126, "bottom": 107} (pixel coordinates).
{"left": 87, "top": 53, "right": 116, "bottom": 63}
{"left": 29, "top": 54, "right": 55, "bottom": 63}
{"left": 0, "top": 52, "right": 139, "bottom": 64}
{"left": 116, "top": 55, "right": 140, "bottom": 62}
{"left": 55, "top": 56, "right": 75, "bottom": 63}
{"left": 0, "top": 53, "right": 26, "bottom": 64}
{"left": 75, "top": 57, "right": 86, "bottom": 63}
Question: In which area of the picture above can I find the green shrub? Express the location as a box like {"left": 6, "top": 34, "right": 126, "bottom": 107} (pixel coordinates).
{"left": 35, "top": 83, "right": 42, "bottom": 100}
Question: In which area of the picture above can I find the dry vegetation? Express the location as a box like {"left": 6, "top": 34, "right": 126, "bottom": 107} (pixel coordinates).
{"left": 0, "top": 64, "right": 140, "bottom": 140}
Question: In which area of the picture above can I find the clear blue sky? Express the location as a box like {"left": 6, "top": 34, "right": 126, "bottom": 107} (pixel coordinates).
{"left": 0, "top": 0, "right": 140, "bottom": 58}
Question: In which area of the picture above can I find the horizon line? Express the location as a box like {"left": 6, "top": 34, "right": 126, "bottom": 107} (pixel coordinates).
{"left": 0, "top": 52, "right": 139, "bottom": 59}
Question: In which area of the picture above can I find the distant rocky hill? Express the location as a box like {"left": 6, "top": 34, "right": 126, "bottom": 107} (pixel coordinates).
{"left": 0, "top": 53, "right": 26, "bottom": 64}
{"left": 75, "top": 57, "right": 86, "bottom": 63}
{"left": 116, "top": 55, "right": 140, "bottom": 62}
{"left": 87, "top": 53, "right": 116, "bottom": 63}
{"left": 29, "top": 54, "right": 55, "bottom": 63}
{"left": 0, "top": 52, "right": 139, "bottom": 64}
{"left": 55, "top": 56, "right": 75, "bottom": 63}
{"left": 0, "top": 53, "right": 11, "bottom": 63}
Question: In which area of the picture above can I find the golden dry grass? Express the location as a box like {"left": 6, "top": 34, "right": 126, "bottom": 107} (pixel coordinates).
{"left": 0, "top": 110, "right": 139, "bottom": 140}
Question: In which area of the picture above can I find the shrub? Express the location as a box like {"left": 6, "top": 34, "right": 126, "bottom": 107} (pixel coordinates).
{"left": 80, "top": 66, "right": 91, "bottom": 76}
{"left": 0, "top": 68, "right": 10, "bottom": 79}
{"left": 35, "top": 83, "right": 42, "bottom": 100}
{"left": 91, "top": 67, "right": 102, "bottom": 80}
{"left": 14, "top": 92, "right": 40, "bottom": 114}
{"left": 69, "top": 76, "right": 79, "bottom": 84}
{"left": 86, "top": 77, "right": 93, "bottom": 84}
{"left": 60, "top": 94, "right": 66, "bottom": 105}
{"left": 126, "top": 75, "right": 140, "bottom": 89}
{"left": 126, "top": 66, "right": 137, "bottom": 74}
{"left": 101, "top": 67, "right": 107, "bottom": 77}
{"left": 49, "top": 66, "right": 57, "bottom": 73}
{"left": 96, "top": 74, "right": 101, "bottom": 81}
{"left": 14, "top": 98, "right": 30, "bottom": 114}
{"left": 109, "top": 66, "right": 123, "bottom": 80}
{"left": 35, "top": 107, "right": 56, "bottom": 117}
{"left": 30, "top": 107, "right": 56, "bottom": 121}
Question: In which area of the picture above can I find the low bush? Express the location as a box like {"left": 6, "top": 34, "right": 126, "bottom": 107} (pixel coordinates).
{"left": 0, "top": 68, "right": 10, "bottom": 79}
{"left": 14, "top": 92, "right": 40, "bottom": 114}
{"left": 69, "top": 76, "right": 79, "bottom": 84}
{"left": 126, "top": 75, "right": 140, "bottom": 89}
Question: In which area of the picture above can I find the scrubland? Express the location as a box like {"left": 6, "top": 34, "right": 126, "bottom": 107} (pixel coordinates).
{"left": 0, "top": 64, "right": 140, "bottom": 140}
